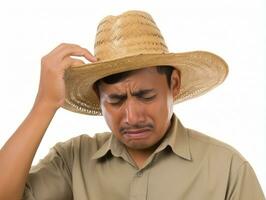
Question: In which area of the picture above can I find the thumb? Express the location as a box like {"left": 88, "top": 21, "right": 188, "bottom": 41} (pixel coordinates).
{"left": 71, "top": 59, "right": 86, "bottom": 67}
{"left": 62, "top": 57, "right": 85, "bottom": 69}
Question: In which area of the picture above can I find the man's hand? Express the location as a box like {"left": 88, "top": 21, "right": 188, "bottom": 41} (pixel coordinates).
{"left": 34, "top": 43, "right": 97, "bottom": 111}
{"left": 0, "top": 43, "right": 97, "bottom": 200}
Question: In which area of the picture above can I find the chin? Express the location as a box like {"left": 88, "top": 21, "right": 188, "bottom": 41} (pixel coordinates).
{"left": 125, "top": 141, "right": 157, "bottom": 150}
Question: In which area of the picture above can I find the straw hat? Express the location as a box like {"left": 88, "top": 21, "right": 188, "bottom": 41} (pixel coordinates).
{"left": 63, "top": 10, "right": 228, "bottom": 115}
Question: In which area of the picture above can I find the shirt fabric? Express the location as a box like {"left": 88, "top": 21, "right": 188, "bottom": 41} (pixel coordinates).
{"left": 23, "top": 114, "right": 265, "bottom": 200}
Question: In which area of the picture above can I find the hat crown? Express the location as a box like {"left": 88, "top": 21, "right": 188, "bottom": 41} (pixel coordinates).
{"left": 94, "top": 10, "right": 169, "bottom": 61}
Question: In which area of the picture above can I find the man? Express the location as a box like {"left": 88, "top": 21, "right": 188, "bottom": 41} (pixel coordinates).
{"left": 0, "top": 10, "right": 264, "bottom": 200}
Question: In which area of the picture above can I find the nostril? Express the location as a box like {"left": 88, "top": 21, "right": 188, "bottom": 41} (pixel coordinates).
{"left": 124, "top": 99, "right": 145, "bottom": 124}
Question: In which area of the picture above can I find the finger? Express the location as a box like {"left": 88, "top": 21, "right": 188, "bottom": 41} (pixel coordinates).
{"left": 46, "top": 43, "right": 70, "bottom": 57}
{"left": 80, "top": 48, "right": 98, "bottom": 62}
{"left": 65, "top": 48, "right": 97, "bottom": 63}
{"left": 56, "top": 43, "right": 97, "bottom": 62}
{"left": 50, "top": 43, "right": 81, "bottom": 55}
{"left": 61, "top": 57, "right": 86, "bottom": 69}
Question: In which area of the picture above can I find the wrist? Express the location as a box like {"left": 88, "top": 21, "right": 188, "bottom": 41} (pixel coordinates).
{"left": 32, "top": 100, "right": 59, "bottom": 115}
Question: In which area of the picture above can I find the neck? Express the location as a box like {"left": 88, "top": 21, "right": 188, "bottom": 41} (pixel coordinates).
{"left": 126, "top": 142, "right": 161, "bottom": 169}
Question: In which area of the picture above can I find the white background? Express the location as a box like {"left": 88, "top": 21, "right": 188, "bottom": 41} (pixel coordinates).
{"left": 0, "top": 0, "right": 265, "bottom": 194}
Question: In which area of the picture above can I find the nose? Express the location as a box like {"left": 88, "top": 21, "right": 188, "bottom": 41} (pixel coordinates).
{"left": 124, "top": 98, "right": 145, "bottom": 125}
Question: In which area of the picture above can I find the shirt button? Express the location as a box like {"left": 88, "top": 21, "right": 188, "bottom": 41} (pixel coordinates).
{"left": 136, "top": 171, "right": 143, "bottom": 177}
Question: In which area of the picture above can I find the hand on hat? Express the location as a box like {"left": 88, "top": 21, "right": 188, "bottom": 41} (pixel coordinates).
{"left": 33, "top": 43, "right": 97, "bottom": 111}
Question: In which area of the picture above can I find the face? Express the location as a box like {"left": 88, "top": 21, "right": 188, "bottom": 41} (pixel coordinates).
{"left": 98, "top": 67, "right": 180, "bottom": 152}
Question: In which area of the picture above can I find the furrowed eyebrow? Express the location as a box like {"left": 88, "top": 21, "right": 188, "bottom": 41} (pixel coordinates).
{"left": 107, "top": 89, "right": 156, "bottom": 100}
{"left": 108, "top": 93, "right": 127, "bottom": 100}
{"left": 132, "top": 89, "right": 156, "bottom": 97}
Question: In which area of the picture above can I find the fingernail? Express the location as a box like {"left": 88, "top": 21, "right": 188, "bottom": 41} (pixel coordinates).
{"left": 92, "top": 56, "right": 97, "bottom": 62}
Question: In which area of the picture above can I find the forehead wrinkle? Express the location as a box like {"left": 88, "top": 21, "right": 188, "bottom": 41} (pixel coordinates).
{"left": 113, "top": 79, "right": 156, "bottom": 96}
{"left": 108, "top": 78, "right": 138, "bottom": 97}
{"left": 100, "top": 68, "right": 159, "bottom": 98}
{"left": 131, "top": 89, "right": 156, "bottom": 96}
{"left": 108, "top": 88, "right": 156, "bottom": 99}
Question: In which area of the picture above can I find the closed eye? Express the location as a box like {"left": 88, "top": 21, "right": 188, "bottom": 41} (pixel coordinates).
{"left": 107, "top": 96, "right": 127, "bottom": 105}
{"left": 108, "top": 97, "right": 126, "bottom": 105}
{"left": 107, "top": 94, "right": 127, "bottom": 105}
{"left": 133, "top": 89, "right": 157, "bottom": 101}
{"left": 138, "top": 94, "right": 157, "bottom": 101}
{"left": 109, "top": 100, "right": 123, "bottom": 105}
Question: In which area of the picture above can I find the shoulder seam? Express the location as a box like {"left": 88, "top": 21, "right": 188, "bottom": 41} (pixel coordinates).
{"left": 187, "top": 128, "right": 247, "bottom": 162}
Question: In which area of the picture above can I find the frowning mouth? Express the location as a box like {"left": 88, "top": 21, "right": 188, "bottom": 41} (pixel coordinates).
{"left": 123, "top": 129, "right": 151, "bottom": 139}
{"left": 120, "top": 123, "right": 154, "bottom": 139}
{"left": 124, "top": 128, "right": 149, "bottom": 134}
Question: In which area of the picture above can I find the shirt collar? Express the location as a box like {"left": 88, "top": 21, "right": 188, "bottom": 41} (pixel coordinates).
{"left": 91, "top": 113, "right": 192, "bottom": 161}
{"left": 91, "top": 132, "right": 123, "bottom": 160}
{"left": 158, "top": 113, "right": 192, "bottom": 160}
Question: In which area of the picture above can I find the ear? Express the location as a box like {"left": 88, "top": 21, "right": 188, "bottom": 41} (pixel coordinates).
{"left": 170, "top": 69, "right": 181, "bottom": 98}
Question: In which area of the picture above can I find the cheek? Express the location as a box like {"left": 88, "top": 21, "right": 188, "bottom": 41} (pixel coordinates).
{"left": 150, "top": 95, "right": 173, "bottom": 133}
{"left": 101, "top": 104, "right": 121, "bottom": 132}
{"left": 152, "top": 96, "right": 173, "bottom": 117}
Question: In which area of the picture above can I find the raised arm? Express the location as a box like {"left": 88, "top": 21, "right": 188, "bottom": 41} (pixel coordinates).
{"left": 0, "top": 43, "right": 96, "bottom": 200}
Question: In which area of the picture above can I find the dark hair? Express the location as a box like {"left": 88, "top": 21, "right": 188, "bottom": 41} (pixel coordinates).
{"left": 95, "top": 65, "right": 175, "bottom": 90}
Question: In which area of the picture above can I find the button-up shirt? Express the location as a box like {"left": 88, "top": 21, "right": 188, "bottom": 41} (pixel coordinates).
{"left": 23, "top": 114, "right": 265, "bottom": 200}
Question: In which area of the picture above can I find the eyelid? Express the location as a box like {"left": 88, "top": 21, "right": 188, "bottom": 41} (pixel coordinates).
{"left": 107, "top": 96, "right": 126, "bottom": 104}
{"left": 139, "top": 94, "right": 157, "bottom": 100}
{"left": 109, "top": 101, "right": 122, "bottom": 105}
{"left": 108, "top": 98, "right": 122, "bottom": 103}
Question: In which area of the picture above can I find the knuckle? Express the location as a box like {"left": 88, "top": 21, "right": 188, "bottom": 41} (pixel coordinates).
{"left": 73, "top": 60, "right": 85, "bottom": 66}
{"left": 73, "top": 44, "right": 81, "bottom": 48}
{"left": 41, "top": 56, "right": 48, "bottom": 65}
{"left": 59, "top": 42, "right": 68, "bottom": 47}
{"left": 59, "top": 43, "right": 81, "bottom": 49}
{"left": 41, "top": 56, "right": 55, "bottom": 70}
{"left": 81, "top": 48, "right": 89, "bottom": 54}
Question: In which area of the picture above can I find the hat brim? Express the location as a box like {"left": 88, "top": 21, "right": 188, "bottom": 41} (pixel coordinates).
{"left": 63, "top": 51, "right": 228, "bottom": 115}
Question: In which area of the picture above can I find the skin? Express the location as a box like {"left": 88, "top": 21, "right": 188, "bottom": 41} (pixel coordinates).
{"left": 0, "top": 42, "right": 179, "bottom": 199}
{"left": 0, "top": 43, "right": 96, "bottom": 199}
{"left": 98, "top": 67, "right": 180, "bottom": 167}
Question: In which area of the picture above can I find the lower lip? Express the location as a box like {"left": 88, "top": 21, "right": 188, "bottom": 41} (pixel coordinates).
{"left": 123, "top": 130, "right": 151, "bottom": 139}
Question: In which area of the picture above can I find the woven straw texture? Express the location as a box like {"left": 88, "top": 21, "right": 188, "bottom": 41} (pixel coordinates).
{"left": 63, "top": 10, "right": 228, "bottom": 115}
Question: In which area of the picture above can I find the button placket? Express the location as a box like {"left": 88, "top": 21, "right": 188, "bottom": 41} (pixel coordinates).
{"left": 136, "top": 171, "right": 143, "bottom": 177}
{"left": 129, "top": 169, "right": 149, "bottom": 200}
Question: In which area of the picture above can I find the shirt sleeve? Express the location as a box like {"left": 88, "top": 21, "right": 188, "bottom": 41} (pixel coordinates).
{"left": 227, "top": 161, "right": 265, "bottom": 200}
{"left": 22, "top": 143, "right": 74, "bottom": 200}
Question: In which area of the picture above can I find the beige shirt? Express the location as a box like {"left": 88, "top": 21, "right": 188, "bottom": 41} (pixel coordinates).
{"left": 23, "top": 114, "right": 265, "bottom": 200}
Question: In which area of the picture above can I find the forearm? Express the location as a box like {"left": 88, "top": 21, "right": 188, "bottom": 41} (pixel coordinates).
{"left": 0, "top": 103, "right": 57, "bottom": 200}
{"left": 0, "top": 43, "right": 95, "bottom": 200}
